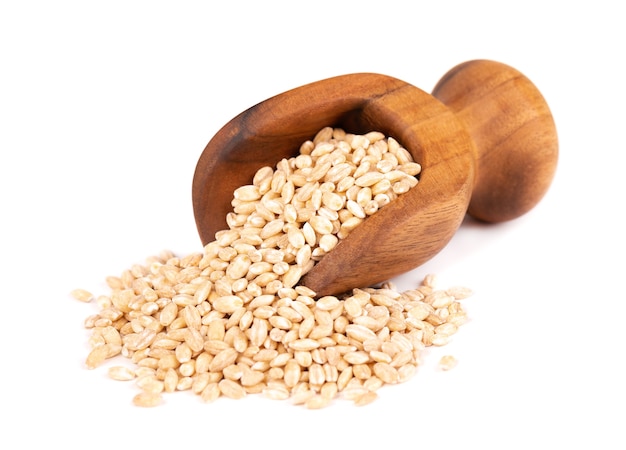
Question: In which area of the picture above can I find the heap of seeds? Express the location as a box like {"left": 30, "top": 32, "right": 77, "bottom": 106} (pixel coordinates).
{"left": 73, "top": 127, "right": 472, "bottom": 408}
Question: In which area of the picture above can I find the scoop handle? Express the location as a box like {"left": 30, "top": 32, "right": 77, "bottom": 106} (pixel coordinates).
{"left": 432, "top": 60, "right": 558, "bottom": 222}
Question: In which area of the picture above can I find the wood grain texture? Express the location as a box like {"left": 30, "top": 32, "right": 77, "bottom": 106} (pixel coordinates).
{"left": 192, "top": 60, "right": 558, "bottom": 296}
{"left": 433, "top": 60, "right": 558, "bottom": 222}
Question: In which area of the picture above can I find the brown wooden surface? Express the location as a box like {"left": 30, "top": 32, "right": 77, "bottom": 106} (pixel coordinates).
{"left": 192, "top": 60, "right": 558, "bottom": 296}
{"left": 433, "top": 60, "right": 558, "bottom": 222}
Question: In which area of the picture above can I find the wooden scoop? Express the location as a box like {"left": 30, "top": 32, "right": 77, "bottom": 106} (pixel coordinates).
{"left": 192, "top": 60, "right": 558, "bottom": 296}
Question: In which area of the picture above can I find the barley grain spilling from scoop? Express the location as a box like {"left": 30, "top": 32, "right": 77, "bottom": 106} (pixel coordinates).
{"left": 74, "top": 127, "right": 471, "bottom": 407}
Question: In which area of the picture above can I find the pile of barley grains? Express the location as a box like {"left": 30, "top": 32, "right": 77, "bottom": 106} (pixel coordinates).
{"left": 72, "top": 127, "right": 472, "bottom": 408}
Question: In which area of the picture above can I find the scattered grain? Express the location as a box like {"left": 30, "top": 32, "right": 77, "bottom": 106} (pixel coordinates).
{"left": 218, "top": 379, "right": 247, "bottom": 399}
{"left": 132, "top": 392, "right": 163, "bottom": 407}
{"left": 76, "top": 126, "right": 473, "bottom": 408}
{"left": 438, "top": 355, "right": 458, "bottom": 371}
{"left": 354, "top": 390, "right": 378, "bottom": 406}
{"left": 305, "top": 394, "right": 331, "bottom": 410}
{"left": 108, "top": 366, "right": 136, "bottom": 381}
{"left": 71, "top": 288, "right": 94, "bottom": 303}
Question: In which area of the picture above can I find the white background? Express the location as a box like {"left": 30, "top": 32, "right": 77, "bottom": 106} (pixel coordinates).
{"left": 2, "top": 1, "right": 624, "bottom": 448}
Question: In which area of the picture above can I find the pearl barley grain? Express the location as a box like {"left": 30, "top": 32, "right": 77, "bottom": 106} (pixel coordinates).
{"left": 75, "top": 127, "right": 471, "bottom": 408}
{"left": 439, "top": 355, "right": 458, "bottom": 371}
